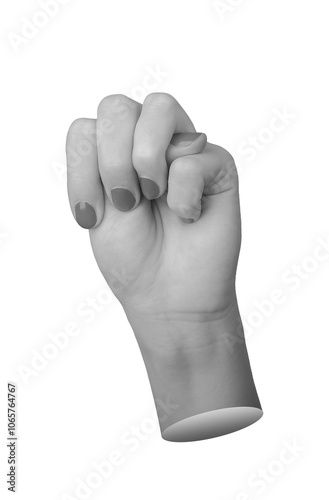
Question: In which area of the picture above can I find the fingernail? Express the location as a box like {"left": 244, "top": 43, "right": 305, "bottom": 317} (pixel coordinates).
{"left": 170, "top": 132, "right": 203, "bottom": 147}
{"left": 139, "top": 177, "right": 160, "bottom": 200}
{"left": 75, "top": 202, "right": 97, "bottom": 229}
{"left": 111, "top": 188, "right": 136, "bottom": 212}
{"left": 181, "top": 218, "right": 195, "bottom": 224}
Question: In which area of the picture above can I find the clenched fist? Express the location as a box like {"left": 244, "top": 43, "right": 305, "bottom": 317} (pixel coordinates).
{"left": 66, "top": 93, "right": 262, "bottom": 442}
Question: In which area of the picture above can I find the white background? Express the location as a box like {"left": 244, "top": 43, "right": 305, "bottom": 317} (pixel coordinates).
{"left": 1, "top": 0, "right": 328, "bottom": 498}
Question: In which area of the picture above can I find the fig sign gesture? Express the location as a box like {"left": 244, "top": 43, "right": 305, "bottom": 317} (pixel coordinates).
{"left": 66, "top": 93, "right": 262, "bottom": 442}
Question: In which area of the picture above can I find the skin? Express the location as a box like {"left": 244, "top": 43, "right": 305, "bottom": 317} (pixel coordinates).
{"left": 66, "top": 93, "right": 240, "bottom": 321}
{"left": 66, "top": 93, "right": 262, "bottom": 442}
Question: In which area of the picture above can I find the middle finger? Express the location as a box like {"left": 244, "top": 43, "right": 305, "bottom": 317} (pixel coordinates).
{"left": 97, "top": 94, "right": 142, "bottom": 212}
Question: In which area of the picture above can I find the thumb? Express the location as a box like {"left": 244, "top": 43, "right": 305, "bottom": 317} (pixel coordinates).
{"left": 167, "top": 143, "right": 238, "bottom": 223}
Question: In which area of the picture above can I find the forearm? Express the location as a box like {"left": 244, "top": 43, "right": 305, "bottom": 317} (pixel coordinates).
{"left": 126, "top": 301, "right": 262, "bottom": 442}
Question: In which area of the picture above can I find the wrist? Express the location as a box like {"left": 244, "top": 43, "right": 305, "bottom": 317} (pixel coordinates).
{"left": 127, "top": 299, "right": 241, "bottom": 357}
{"left": 126, "top": 301, "right": 263, "bottom": 442}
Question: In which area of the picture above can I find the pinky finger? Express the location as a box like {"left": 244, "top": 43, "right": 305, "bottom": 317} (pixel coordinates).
{"left": 66, "top": 118, "right": 104, "bottom": 229}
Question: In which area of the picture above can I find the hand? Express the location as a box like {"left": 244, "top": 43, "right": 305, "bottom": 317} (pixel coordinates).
{"left": 66, "top": 93, "right": 262, "bottom": 442}
{"left": 67, "top": 93, "right": 239, "bottom": 319}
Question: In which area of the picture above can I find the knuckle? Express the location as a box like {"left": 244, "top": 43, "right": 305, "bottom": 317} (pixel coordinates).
{"left": 99, "top": 159, "right": 124, "bottom": 172}
{"left": 66, "top": 119, "right": 96, "bottom": 171}
{"left": 143, "top": 92, "right": 176, "bottom": 109}
{"left": 218, "top": 146, "right": 237, "bottom": 171}
{"left": 132, "top": 144, "right": 158, "bottom": 169}
{"left": 214, "top": 145, "right": 239, "bottom": 188}
{"left": 224, "top": 155, "right": 239, "bottom": 185}
{"left": 68, "top": 117, "right": 94, "bottom": 135}
{"left": 224, "top": 151, "right": 237, "bottom": 172}
{"left": 97, "top": 94, "right": 131, "bottom": 116}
